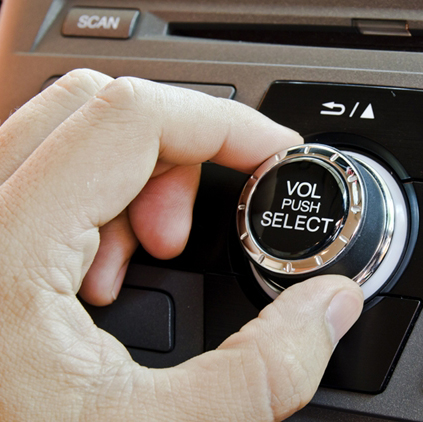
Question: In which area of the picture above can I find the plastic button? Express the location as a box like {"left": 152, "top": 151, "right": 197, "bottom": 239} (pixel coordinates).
{"left": 62, "top": 7, "right": 140, "bottom": 39}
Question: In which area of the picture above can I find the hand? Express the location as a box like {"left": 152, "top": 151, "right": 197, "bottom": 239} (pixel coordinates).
{"left": 0, "top": 69, "right": 363, "bottom": 421}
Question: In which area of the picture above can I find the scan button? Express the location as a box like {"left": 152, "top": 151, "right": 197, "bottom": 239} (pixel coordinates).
{"left": 62, "top": 7, "right": 140, "bottom": 39}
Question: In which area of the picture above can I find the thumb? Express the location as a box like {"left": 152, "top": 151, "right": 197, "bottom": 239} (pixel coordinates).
{"left": 145, "top": 275, "right": 363, "bottom": 421}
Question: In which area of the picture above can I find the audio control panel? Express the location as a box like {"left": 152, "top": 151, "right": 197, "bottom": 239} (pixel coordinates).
{"left": 227, "top": 82, "right": 422, "bottom": 394}
{"left": 2, "top": 1, "right": 423, "bottom": 420}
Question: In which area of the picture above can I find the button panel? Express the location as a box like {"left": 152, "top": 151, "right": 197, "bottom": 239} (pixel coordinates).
{"left": 258, "top": 82, "right": 423, "bottom": 180}
{"left": 62, "top": 7, "right": 140, "bottom": 39}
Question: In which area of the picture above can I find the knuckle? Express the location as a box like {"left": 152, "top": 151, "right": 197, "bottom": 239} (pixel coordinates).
{"left": 78, "top": 77, "right": 143, "bottom": 128}
{"left": 92, "top": 77, "right": 168, "bottom": 117}
{"left": 55, "top": 69, "right": 90, "bottom": 90}
{"left": 38, "top": 69, "right": 112, "bottom": 113}
{"left": 85, "top": 77, "right": 164, "bottom": 139}
{"left": 93, "top": 76, "right": 138, "bottom": 111}
{"left": 60, "top": 68, "right": 95, "bottom": 83}
{"left": 58, "top": 68, "right": 109, "bottom": 90}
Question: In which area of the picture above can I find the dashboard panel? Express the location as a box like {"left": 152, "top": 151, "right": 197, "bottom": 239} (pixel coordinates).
{"left": 1, "top": 1, "right": 423, "bottom": 420}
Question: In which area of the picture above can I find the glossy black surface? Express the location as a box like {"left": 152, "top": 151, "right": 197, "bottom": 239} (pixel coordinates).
{"left": 322, "top": 296, "right": 421, "bottom": 393}
{"left": 204, "top": 274, "right": 260, "bottom": 351}
{"left": 258, "top": 82, "right": 423, "bottom": 180}
{"left": 250, "top": 161, "right": 345, "bottom": 259}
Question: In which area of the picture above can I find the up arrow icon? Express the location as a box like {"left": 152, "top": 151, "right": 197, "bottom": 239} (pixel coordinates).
{"left": 360, "top": 104, "right": 375, "bottom": 119}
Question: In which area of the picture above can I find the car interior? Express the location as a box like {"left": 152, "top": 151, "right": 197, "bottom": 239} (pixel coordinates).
{"left": 1, "top": 0, "right": 423, "bottom": 420}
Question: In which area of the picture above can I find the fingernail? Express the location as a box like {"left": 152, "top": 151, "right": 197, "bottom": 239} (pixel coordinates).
{"left": 282, "top": 125, "right": 303, "bottom": 140}
{"left": 326, "top": 290, "right": 364, "bottom": 346}
{"left": 111, "top": 262, "right": 129, "bottom": 302}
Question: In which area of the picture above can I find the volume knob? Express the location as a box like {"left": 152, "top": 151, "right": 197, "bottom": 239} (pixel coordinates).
{"left": 237, "top": 144, "right": 407, "bottom": 300}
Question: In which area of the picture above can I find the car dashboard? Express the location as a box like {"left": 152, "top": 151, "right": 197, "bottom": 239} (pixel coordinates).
{"left": 1, "top": 1, "right": 423, "bottom": 420}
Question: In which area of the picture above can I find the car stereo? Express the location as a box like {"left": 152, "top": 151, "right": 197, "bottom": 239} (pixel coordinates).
{"left": 1, "top": 1, "right": 423, "bottom": 420}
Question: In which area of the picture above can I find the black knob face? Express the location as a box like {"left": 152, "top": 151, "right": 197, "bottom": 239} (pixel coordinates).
{"left": 249, "top": 160, "right": 346, "bottom": 260}
{"left": 237, "top": 144, "right": 404, "bottom": 300}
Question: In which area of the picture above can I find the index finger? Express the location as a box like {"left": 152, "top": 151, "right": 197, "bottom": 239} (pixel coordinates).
{"left": 2, "top": 74, "right": 302, "bottom": 242}
{"left": 126, "top": 77, "right": 303, "bottom": 174}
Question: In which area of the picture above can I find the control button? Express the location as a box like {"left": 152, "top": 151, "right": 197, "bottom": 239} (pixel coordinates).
{"left": 249, "top": 160, "right": 345, "bottom": 260}
{"left": 82, "top": 287, "right": 173, "bottom": 352}
{"left": 62, "top": 7, "right": 139, "bottom": 39}
{"left": 237, "top": 144, "right": 407, "bottom": 300}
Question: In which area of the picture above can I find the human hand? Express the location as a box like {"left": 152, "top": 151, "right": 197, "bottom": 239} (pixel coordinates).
{"left": 0, "top": 69, "right": 363, "bottom": 421}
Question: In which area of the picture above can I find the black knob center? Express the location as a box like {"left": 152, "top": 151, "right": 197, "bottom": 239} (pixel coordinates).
{"left": 249, "top": 160, "right": 346, "bottom": 260}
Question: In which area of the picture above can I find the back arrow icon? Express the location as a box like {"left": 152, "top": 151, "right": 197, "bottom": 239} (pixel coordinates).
{"left": 320, "top": 102, "right": 346, "bottom": 116}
